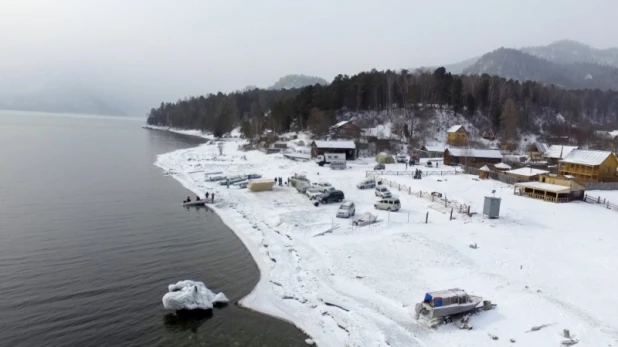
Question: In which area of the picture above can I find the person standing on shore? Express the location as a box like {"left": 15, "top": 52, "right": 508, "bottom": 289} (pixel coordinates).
{"left": 211, "top": 193, "right": 215, "bottom": 202}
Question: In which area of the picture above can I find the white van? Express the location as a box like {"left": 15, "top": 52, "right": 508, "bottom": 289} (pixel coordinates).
{"left": 374, "top": 198, "right": 401, "bottom": 211}
{"left": 330, "top": 160, "right": 346, "bottom": 170}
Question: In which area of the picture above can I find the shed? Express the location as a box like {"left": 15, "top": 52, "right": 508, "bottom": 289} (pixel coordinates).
{"left": 443, "top": 148, "right": 503, "bottom": 167}
{"left": 504, "top": 167, "right": 550, "bottom": 181}
{"left": 419, "top": 145, "right": 445, "bottom": 158}
{"left": 376, "top": 152, "right": 395, "bottom": 164}
{"left": 479, "top": 165, "right": 491, "bottom": 179}
{"left": 248, "top": 179, "right": 275, "bottom": 192}
{"left": 493, "top": 162, "right": 511, "bottom": 171}
{"left": 311, "top": 140, "right": 357, "bottom": 160}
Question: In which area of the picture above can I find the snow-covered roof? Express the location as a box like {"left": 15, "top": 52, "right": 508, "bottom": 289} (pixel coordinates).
{"left": 312, "top": 140, "right": 356, "bottom": 149}
{"left": 534, "top": 142, "right": 549, "bottom": 153}
{"left": 560, "top": 149, "right": 615, "bottom": 166}
{"left": 331, "top": 121, "right": 351, "bottom": 129}
{"left": 479, "top": 165, "right": 491, "bottom": 172}
{"left": 543, "top": 145, "right": 577, "bottom": 159}
{"left": 422, "top": 145, "right": 445, "bottom": 152}
{"left": 447, "top": 125, "right": 465, "bottom": 133}
{"left": 446, "top": 148, "right": 503, "bottom": 159}
{"left": 515, "top": 181, "right": 571, "bottom": 194}
{"left": 505, "top": 167, "right": 550, "bottom": 177}
{"left": 494, "top": 162, "right": 511, "bottom": 170}
{"left": 610, "top": 130, "right": 618, "bottom": 138}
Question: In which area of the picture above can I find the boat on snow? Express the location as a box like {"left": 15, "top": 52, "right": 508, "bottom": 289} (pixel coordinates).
{"left": 415, "top": 288, "right": 482, "bottom": 318}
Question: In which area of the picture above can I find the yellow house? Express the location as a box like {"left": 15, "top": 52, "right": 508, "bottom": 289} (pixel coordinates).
{"left": 559, "top": 149, "right": 618, "bottom": 182}
{"left": 447, "top": 125, "right": 468, "bottom": 146}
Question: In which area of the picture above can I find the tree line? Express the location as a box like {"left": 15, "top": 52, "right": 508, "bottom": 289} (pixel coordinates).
{"left": 147, "top": 68, "right": 618, "bottom": 141}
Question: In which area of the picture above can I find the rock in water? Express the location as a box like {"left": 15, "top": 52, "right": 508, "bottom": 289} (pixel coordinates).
{"left": 162, "top": 280, "right": 229, "bottom": 310}
{"left": 305, "top": 338, "right": 314, "bottom": 345}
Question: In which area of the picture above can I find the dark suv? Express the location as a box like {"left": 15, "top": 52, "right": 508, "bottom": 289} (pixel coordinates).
{"left": 319, "top": 190, "right": 345, "bottom": 204}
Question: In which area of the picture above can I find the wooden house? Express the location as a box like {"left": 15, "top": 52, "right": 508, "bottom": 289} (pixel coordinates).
{"left": 558, "top": 149, "right": 618, "bottom": 182}
{"left": 330, "top": 121, "right": 363, "bottom": 139}
{"left": 500, "top": 142, "right": 518, "bottom": 151}
{"left": 527, "top": 142, "right": 549, "bottom": 161}
{"left": 482, "top": 128, "right": 496, "bottom": 140}
{"left": 311, "top": 140, "right": 357, "bottom": 160}
{"left": 446, "top": 125, "right": 468, "bottom": 146}
{"left": 543, "top": 145, "right": 578, "bottom": 165}
{"left": 504, "top": 167, "right": 550, "bottom": 182}
{"left": 444, "top": 148, "right": 503, "bottom": 167}
{"left": 419, "top": 145, "right": 445, "bottom": 158}
{"left": 514, "top": 175, "right": 586, "bottom": 203}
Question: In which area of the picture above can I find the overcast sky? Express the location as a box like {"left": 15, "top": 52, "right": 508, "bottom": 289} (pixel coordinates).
{"left": 1, "top": 0, "right": 617, "bottom": 114}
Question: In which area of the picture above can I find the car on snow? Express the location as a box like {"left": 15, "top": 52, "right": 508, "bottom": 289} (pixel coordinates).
{"left": 296, "top": 181, "right": 312, "bottom": 193}
{"left": 319, "top": 190, "right": 345, "bottom": 204}
{"left": 396, "top": 154, "right": 407, "bottom": 163}
{"left": 374, "top": 163, "right": 386, "bottom": 170}
{"left": 356, "top": 179, "right": 376, "bottom": 189}
{"left": 336, "top": 201, "right": 356, "bottom": 218}
{"left": 306, "top": 187, "right": 324, "bottom": 200}
{"left": 312, "top": 182, "right": 334, "bottom": 193}
{"left": 375, "top": 186, "right": 392, "bottom": 198}
{"left": 374, "top": 198, "right": 401, "bottom": 212}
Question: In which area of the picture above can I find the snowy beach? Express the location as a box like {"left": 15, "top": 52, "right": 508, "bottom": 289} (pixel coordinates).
{"left": 154, "top": 133, "right": 618, "bottom": 347}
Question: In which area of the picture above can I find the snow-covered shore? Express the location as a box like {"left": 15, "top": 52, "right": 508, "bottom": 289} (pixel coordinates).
{"left": 154, "top": 136, "right": 618, "bottom": 347}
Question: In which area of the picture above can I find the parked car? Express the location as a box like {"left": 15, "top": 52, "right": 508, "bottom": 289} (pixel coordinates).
{"left": 396, "top": 154, "right": 407, "bottom": 163}
{"left": 312, "top": 182, "right": 334, "bottom": 192}
{"left": 374, "top": 198, "right": 401, "bottom": 211}
{"left": 246, "top": 173, "right": 262, "bottom": 179}
{"left": 375, "top": 186, "right": 392, "bottom": 198}
{"left": 374, "top": 163, "right": 385, "bottom": 170}
{"left": 336, "top": 201, "right": 356, "bottom": 218}
{"left": 296, "top": 181, "right": 311, "bottom": 193}
{"left": 306, "top": 187, "right": 324, "bottom": 200}
{"left": 356, "top": 179, "right": 376, "bottom": 189}
{"left": 319, "top": 190, "right": 345, "bottom": 204}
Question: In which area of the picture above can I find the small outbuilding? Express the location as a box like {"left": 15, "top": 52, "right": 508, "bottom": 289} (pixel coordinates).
{"left": 514, "top": 175, "right": 585, "bottom": 203}
{"left": 493, "top": 162, "right": 512, "bottom": 172}
{"left": 504, "top": 167, "right": 550, "bottom": 181}
{"left": 419, "top": 145, "right": 445, "bottom": 158}
{"left": 479, "top": 165, "right": 491, "bottom": 179}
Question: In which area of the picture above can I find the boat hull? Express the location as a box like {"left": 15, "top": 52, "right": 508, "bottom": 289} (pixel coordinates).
{"left": 183, "top": 201, "right": 207, "bottom": 207}
{"left": 419, "top": 295, "right": 483, "bottom": 318}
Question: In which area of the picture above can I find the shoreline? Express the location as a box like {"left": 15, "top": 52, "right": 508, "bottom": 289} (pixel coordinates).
{"left": 152, "top": 147, "right": 304, "bottom": 328}
{"left": 151, "top": 128, "right": 618, "bottom": 347}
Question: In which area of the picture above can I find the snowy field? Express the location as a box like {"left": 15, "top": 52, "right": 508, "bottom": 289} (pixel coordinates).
{"left": 154, "top": 133, "right": 618, "bottom": 347}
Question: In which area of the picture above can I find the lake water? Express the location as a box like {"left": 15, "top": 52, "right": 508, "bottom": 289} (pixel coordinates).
{"left": 0, "top": 111, "right": 307, "bottom": 347}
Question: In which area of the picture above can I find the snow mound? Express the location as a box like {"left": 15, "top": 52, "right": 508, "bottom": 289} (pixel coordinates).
{"left": 162, "top": 280, "right": 229, "bottom": 310}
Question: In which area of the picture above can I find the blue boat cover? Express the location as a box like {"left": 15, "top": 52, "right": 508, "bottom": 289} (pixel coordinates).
{"left": 424, "top": 293, "right": 432, "bottom": 302}
{"left": 434, "top": 298, "right": 443, "bottom": 307}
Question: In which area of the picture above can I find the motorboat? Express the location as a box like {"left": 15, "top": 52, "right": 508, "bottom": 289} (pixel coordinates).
{"left": 183, "top": 200, "right": 206, "bottom": 207}
{"left": 415, "top": 288, "right": 482, "bottom": 318}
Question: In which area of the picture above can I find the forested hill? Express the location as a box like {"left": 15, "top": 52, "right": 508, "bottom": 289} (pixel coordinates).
{"left": 146, "top": 68, "right": 618, "bottom": 140}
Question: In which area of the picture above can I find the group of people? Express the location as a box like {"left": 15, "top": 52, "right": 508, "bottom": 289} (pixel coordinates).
{"left": 183, "top": 192, "right": 215, "bottom": 204}
{"left": 274, "top": 177, "right": 284, "bottom": 186}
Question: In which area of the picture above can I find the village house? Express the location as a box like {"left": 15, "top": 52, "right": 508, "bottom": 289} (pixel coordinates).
{"left": 504, "top": 167, "right": 550, "bottom": 182}
{"left": 419, "top": 145, "right": 445, "bottom": 158}
{"left": 514, "top": 175, "right": 586, "bottom": 203}
{"left": 558, "top": 149, "right": 618, "bottom": 182}
{"left": 443, "top": 148, "right": 503, "bottom": 167}
{"left": 527, "top": 142, "right": 549, "bottom": 161}
{"left": 543, "top": 145, "right": 578, "bottom": 165}
{"left": 446, "top": 125, "right": 468, "bottom": 147}
{"left": 311, "top": 140, "right": 357, "bottom": 160}
{"left": 482, "top": 128, "right": 496, "bottom": 140}
{"left": 330, "top": 121, "right": 363, "bottom": 139}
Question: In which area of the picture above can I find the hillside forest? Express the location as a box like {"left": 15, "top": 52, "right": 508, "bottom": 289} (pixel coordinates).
{"left": 146, "top": 68, "right": 618, "bottom": 147}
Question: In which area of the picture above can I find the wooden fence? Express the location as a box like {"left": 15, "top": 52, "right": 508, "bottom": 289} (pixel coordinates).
{"left": 365, "top": 170, "right": 458, "bottom": 178}
{"left": 583, "top": 194, "right": 618, "bottom": 212}
{"left": 366, "top": 173, "right": 472, "bottom": 217}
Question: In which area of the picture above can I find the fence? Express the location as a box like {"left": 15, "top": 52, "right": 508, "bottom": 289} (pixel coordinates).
{"left": 583, "top": 194, "right": 618, "bottom": 212}
{"left": 365, "top": 170, "right": 458, "bottom": 178}
{"left": 583, "top": 182, "right": 618, "bottom": 190}
{"left": 366, "top": 173, "right": 472, "bottom": 217}
{"left": 464, "top": 166, "right": 522, "bottom": 185}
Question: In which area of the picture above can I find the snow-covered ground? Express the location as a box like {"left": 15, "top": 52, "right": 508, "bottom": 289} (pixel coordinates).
{"left": 154, "top": 138, "right": 618, "bottom": 347}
